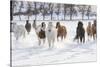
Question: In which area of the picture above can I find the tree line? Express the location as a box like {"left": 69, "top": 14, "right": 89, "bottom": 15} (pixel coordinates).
{"left": 10, "top": 1, "right": 96, "bottom": 21}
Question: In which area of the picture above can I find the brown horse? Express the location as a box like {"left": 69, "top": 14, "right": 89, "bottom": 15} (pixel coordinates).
{"left": 92, "top": 20, "right": 97, "bottom": 40}
{"left": 56, "top": 22, "right": 67, "bottom": 41}
{"left": 86, "top": 22, "right": 92, "bottom": 40}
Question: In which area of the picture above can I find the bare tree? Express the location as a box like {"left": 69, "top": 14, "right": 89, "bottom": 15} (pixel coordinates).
{"left": 63, "top": 4, "right": 70, "bottom": 20}
{"left": 18, "top": 1, "right": 23, "bottom": 20}
{"left": 78, "top": 5, "right": 87, "bottom": 20}
{"left": 39, "top": 3, "right": 48, "bottom": 20}
{"left": 27, "top": 2, "right": 32, "bottom": 20}
{"left": 65, "top": 4, "right": 76, "bottom": 20}
{"left": 10, "top": 0, "right": 17, "bottom": 21}
{"left": 48, "top": 3, "right": 54, "bottom": 20}
{"left": 34, "top": 2, "right": 37, "bottom": 20}
{"left": 27, "top": 2, "right": 31, "bottom": 20}
{"left": 86, "top": 5, "right": 91, "bottom": 19}
{"left": 69, "top": 4, "right": 77, "bottom": 20}
{"left": 10, "top": 1, "right": 13, "bottom": 21}
{"left": 55, "top": 4, "right": 61, "bottom": 20}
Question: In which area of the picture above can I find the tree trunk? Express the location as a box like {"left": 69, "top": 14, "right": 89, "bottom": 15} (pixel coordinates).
{"left": 28, "top": 15, "right": 30, "bottom": 20}
{"left": 19, "top": 9, "right": 21, "bottom": 20}
{"left": 70, "top": 9, "right": 72, "bottom": 20}
{"left": 34, "top": 2, "right": 37, "bottom": 20}
{"left": 43, "top": 15, "right": 44, "bottom": 20}
{"left": 19, "top": 15, "right": 21, "bottom": 20}
{"left": 70, "top": 13, "right": 72, "bottom": 20}
{"left": 10, "top": 1, "right": 13, "bottom": 21}
{"left": 82, "top": 12, "right": 84, "bottom": 20}
{"left": 64, "top": 14, "right": 65, "bottom": 20}
{"left": 35, "top": 15, "right": 37, "bottom": 20}
{"left": 88, "top": 14, "right": 89, "bottom": 19}
{"left": 70, "top": 5, "right": 73, "bottom": 20}
{"left": 57, "top": 15, "right": 59, "bottom": 20}
{"left": 51, "top": 14, "right": 52, "bottom": 20}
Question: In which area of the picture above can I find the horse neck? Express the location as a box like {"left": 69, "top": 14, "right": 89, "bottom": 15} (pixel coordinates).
{"left": 58, "top": 25, "right": 62, "bottom": 29}
{"left": 88, "top": 24, "right": 91, "bottom": 27}
{"left": 48, "top": 25, "right": 53, "bottom": 30}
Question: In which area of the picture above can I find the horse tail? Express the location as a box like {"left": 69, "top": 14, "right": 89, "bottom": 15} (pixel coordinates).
{"left": 63, "top": 26, "right": 67, "bottom": 38}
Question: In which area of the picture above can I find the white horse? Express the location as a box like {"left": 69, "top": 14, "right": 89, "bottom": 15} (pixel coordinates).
{"left": 46, "top": 22, "right": 57, "bottom": 48}
{"left": 12, "top": 23, "right": 26, "bottom": 40}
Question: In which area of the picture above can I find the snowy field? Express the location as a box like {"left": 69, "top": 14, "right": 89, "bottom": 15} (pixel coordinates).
{"left": 11, "top": 20, "right": 97, "bottom": 67}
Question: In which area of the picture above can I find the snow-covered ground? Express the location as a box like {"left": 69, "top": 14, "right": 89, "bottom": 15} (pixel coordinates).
{"left": 11, "top": 20, "right": 97, "bottom": 67}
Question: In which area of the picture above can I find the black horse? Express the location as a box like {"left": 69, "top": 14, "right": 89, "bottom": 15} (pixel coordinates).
{"left": 25, "top": 20, "right": 31, "bottom": 34}
{"left": 74, "top": 21, "right": 85, "bottom": 43}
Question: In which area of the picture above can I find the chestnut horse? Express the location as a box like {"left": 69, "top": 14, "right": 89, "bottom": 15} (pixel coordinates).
{"left": 92, "top": 20, "right": 97, "bottom": 40}
{"left": 56, "top": 22, "right": 67, "bottom": 41}
{"left": 86, "top": 22, "right": 92, "bottom": 40}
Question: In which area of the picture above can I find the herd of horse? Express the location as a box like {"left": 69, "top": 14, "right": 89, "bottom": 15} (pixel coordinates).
{"left": 11, "top": 20, "right": 97, "bottom": 48}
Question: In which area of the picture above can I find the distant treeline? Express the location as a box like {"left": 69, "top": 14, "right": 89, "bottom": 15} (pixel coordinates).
{"left": 10, "top": 1, "right": 97, "bottom": 21}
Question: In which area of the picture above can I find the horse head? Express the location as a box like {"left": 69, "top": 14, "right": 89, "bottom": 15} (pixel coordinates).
{"left": 47, "top": 22, "right": 53, "bottom": 32}
{"left": 93, "top": 20, "right": 96, "bottom": 26}
{"left": 41, "top": 22, "right": 46, "bottom": 27}
{"left": 78, "top": 21, "right": 83, "bottom": 28}
{"left": 56, "top": 22, "right": 60, "bottom": 28}
{"left": 88, "top": 22, "right": 91, "bottom": 26}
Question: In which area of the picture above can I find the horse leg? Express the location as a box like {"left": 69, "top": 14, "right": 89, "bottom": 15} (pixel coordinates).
{"left": 77, "top": 38, "right": 79, "bottom": 43}
{"left": 38, "top": 38, "right": 41, "bottom": 46}
{"left": 23, "top": 31, "right": 25, "bottom": 38}
{"left": 52, "top": 38, "right": 55, "bottom": 48}
{"left": 64, "top": 34, "right": 66, "bottom": 39}
{"left": 80, "top": 36, "right": 82, "bottom": 43}
{"left": 87, "top": 33, "right": 90, "bottom": 41}
{"left": 48, "top": 40, "right": 51, "bottom": 48}
{"left": 16, "top": 36, "right": 18, "bottom": 40}
{"left": 83, "top": 36, "right": 85, "bottom": 43}
{"left": 57, "top": 36, "right": 59, "bottom": 41}
{"left": 28, "top": 32, "right": 29, "bottom": 34}
{"left": 88, "top": 35, "right": 90, "bottom": 41}
{"left": 95, "top": 34, "right": 97, "bottom": 40}
{"left": 94, "top": 34, "right": 96, "bottom": 40}
{"left": 61, "top": 36, "right": 63, "bottom": 41}
{"left": 43, "top": 39, "right": 45, "bottom": 44}
{"left": 88, "top": 36, "right": 89, "bottom": 41}
{"left": 93, "top": 34, "right": 95, "bottom": 40}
